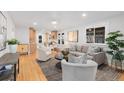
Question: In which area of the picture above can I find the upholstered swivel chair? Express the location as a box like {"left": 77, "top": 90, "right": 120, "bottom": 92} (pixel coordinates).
{"left": 37, "top": 47, "right": 51, "bottom": 61}
{"left": 61, "top": 59, "right": 98, "bottom": 81}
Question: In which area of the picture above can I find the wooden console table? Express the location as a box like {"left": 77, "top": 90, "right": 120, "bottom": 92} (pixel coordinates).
{"left": 0, "top": 53, "right": 20, "bottom": 81}
{"left": 17, "top": 44, "right": 29, "bottom": 55}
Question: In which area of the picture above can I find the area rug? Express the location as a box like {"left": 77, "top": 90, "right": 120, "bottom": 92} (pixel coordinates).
{"left": 0, "top": 68, "right": 14, "bottom": 81}
{"left": 37, "top": 58, "right": 121, "bottom": 81}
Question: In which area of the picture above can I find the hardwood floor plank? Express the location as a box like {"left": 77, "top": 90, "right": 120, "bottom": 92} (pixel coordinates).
{"left": 17, "top": 54, "right": 47, "bottom": 81}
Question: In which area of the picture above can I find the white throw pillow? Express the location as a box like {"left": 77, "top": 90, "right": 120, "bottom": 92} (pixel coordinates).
{"left": 68, "top": 54, "right": 82, "bottom": 63}
{"left": 87, "top": 46, "right": 95, "bottom": 55}
{"left": 68, "top": 54, "right": 88, "bottom": 64}
{"left": 80, "top": 54, "right": 87, "bottom": 64}
{"left": 69, "top": 45, "right": 76, "bottom": 51}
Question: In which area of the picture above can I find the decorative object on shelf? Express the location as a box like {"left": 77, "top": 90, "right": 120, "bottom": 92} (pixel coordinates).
{"left": 58, "top": 33, "right": 65, "bottom": 44}
{"left": 0, "top": 12, "right": 7, "bottom": 51}
{"left": 38, "top": 35, "right": 42, "bottom": 43}
{"left": 86, "top": 28, "right": 94, "bottom": 43}
{"left": 106, "top": 31, "right": 124, "bottom": 71}
{"left": 61, "top": 33, "right": 64, "bottom": 44}
{"left": 86, "top": 27, "right": 105, "bottom": 43}
{"left": 95, "top": 27, "right": 105, "bottom": 43}
{"left": 68, "top": 30, "right": 78, "bottom": 42}
{"left": 58, "top": 39, "right": 60, "bottom": 44}
{"left": 58, "top": 33, "right": 60, "bottom": 44}
{"left": 6, "top": 39, "right": 19, "bottom": 53}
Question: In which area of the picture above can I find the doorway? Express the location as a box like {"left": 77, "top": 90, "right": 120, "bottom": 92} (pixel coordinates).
{"left": 29, "top": 27, "right": 36, "bottom": 54}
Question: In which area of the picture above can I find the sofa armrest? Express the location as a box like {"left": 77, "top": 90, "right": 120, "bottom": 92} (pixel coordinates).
{"left": 90, "top": 52, "right": 105, "bottom": 65}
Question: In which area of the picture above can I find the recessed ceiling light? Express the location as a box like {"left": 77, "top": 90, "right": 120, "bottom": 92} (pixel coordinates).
{"left": 82, "top": 13, "right": 87, "bottom": 17}
{"left": 33, "top": 22, "right": 37, "bottom": 26}
{"left": 51, "top": 20, "right": 57, "bottom": 25}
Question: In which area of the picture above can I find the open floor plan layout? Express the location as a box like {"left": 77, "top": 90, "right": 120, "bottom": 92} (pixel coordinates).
{"left": 0, "top": 11, "right": 124, "bottom": 81}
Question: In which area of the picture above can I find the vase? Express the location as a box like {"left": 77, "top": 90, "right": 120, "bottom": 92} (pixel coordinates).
{"left": 9, "top": 45, "right": 17, "bottom": 53}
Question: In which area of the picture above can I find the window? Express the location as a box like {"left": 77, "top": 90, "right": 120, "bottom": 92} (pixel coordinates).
{"left": 68, "top": 30, "right": 78, "bottom": 42}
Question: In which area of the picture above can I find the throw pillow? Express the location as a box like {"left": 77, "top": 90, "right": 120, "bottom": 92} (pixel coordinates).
{"left": 69, "top": 45, "right": 76, "bottom": 51}
{"left": 94, "top": 47, "right": 101, "bottom": 52}
{"left": 76, "top": 45, "right": 82, "bottom": 52}
{"left": 68, "top": 54, "right": 87, "bottom": 64}
{"left": 80, "top": 54, "right": 87, "bottom": 64}
{"left": 87, "top": 46, "right": 94, "bottom": 55}
{"left": 68, "top": 54, "right": 82, "bottom": 63}
{"left": 81, "top": 45, "right": 89, "bottom": 53}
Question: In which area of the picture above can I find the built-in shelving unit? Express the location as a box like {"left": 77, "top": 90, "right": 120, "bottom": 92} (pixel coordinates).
{"left": 95, "top": 27, "right": 105, "bottom": 43}
{"left": 86, "top": 28, "right": 94, "bottom": 43}
{"left": 86, "top": 27, "right": 105, "bottom": 43}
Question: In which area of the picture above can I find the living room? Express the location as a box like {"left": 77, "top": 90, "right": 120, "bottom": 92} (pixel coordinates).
{"left": 0, "top": 11, "right": 124, "bottom": 81}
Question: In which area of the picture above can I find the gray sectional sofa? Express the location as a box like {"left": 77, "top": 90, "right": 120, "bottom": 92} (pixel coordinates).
{"left": 68, "top": 44, "right": 106, "bottom": 65}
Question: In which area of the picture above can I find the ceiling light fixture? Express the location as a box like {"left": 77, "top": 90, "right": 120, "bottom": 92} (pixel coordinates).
{"left": 51, "top": 20, "right": 57, "bottom": 25}
{"left": 82, "top": 13, "right": 87, "bottom": 17}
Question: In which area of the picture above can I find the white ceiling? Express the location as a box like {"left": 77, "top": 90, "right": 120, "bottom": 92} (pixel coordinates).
{"left": 8, "top": 11, "right": 124, "bottom": 31}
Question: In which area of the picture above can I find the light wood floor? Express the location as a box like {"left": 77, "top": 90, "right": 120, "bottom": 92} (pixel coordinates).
{"left": 16, "top": 52, "right": 124, "bottom": 81}
{"left": 17, "top": 53, "right": 47, "bottom": 81}
{"left": 119, "top": 72, "right": 124, "bottom": 81}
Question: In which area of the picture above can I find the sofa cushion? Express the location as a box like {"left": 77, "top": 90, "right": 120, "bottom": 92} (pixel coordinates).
{"left": 87, "top": 55, "right": 93, "bottom": 60}
{"left": 69, "top": 45, "right": 76, "bottom": 51}
{"left": 94, "top": 47, "right": 103, "bottom": 52}
{"left": 87, "top": 46, "right": 103, "bottom": 55}
{"left": 81, "top": 45, "right": 89, "bottom": 53}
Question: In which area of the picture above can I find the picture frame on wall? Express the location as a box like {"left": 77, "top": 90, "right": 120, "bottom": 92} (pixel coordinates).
{"left": 0, "top": 12, "right": 7, "bottom": 51}
{"left": 68, "top": 30, "right": 78, "bottom": 42}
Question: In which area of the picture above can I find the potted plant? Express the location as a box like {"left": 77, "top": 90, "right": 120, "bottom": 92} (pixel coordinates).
{"left": 106, "top": 31, "right": 124, "bottom": 70}
{"left": 6, "top": 39, "right": 19, "bottom": 53}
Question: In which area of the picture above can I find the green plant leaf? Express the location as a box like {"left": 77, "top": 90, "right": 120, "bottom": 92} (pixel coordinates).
{"left": 106, "top": 31, "right": 124, "bottom": 61}
{"left": 6, "top": 38, "right": 19, "bottom": 45}
{"left": 106, "top": 51, "right": 114, "bottom": 55}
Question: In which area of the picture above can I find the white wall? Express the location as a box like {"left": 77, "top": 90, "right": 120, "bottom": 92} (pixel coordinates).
{"left": 15, "top": 27, "right": 47, "bottom": 45}
{"left": 0, "top": 11, "right": 15, "bottom": 57}
{"left": 59, "top": 14, "right": 124, "bottom": 45}
{"left": 15, "top": 27, "right": 29, "bottom": 44}
{"left": 109, "top": 15, "right": 124, "bottom": 33}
